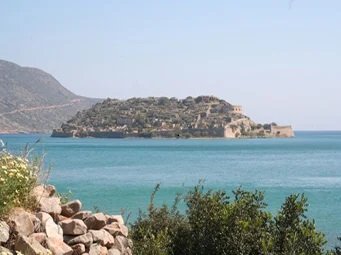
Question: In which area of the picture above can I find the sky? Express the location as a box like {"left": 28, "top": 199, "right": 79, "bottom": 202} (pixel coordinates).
{"left": 1, "top": 0, "right": 341, "bottom": 130}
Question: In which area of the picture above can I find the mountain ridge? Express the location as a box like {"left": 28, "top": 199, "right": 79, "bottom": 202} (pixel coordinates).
{"left": 0, "top": 59, "right": 101, "bottom": 133}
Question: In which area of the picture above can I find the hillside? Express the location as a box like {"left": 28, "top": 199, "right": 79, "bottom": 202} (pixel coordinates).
{"left": 52, "top": 96, "right": 294, "bottom": 138}
{"left": 0, "top": 60, "right": 100, "bottom": 133}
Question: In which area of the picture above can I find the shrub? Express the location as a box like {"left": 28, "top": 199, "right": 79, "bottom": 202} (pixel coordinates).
{"left": 0, "top": 151, "right": 41, "bottom": 218}
{"left": 130, "top": 184, "right": 189, "bottom": 255}
{"left": 131, "top": 184, "right": 336, "bottom": 255}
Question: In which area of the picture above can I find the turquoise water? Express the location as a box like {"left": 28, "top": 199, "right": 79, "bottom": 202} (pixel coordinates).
{"left": 1, "top": 132, "right": 341, "bottom": 246}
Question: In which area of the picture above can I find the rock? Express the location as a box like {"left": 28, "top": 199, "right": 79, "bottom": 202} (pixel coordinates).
{"left": 84, "top": 213, "right": 106, "bottom": 230}
{"left": 62, "top": 235, "right": 74, "bottom": 244}
{"left": 89, "top": 244, "right": 108, "bottom": 255}
{"left": 59, "top": 219, "right": 87, "bottom": 236}
{"left": 55, "top": 214, "right": 68, "bottom": 223}
{"left": 89, "top": 229, "right": 115, "bottom": 248}
{"left": 67, "top": 233, "right": 93, "bottom": 247}
{"left": 71, "top": 211, "right": 92, "bottom": 221}
{"left": 46, "top": 218, "right": 63, "bottom": 240}
{"left": 104, "top": 223, "right": 128, "bottom": 237}
{"left": 15, "top": 235, "right": 50, "bottom": 255}
{"left": 29, "top": 233, "right": 47, "bottom": 244}
{"left": 127, "top": 239, "right": 133, "bottom": 249}
{"left": 10, "top": 209, "right": 35, "bottom": 236}
{"left": 112, "top": 236, "right": 129, "bottom": 252}
{"left": 123, "top": 247, "right": 132, "bottom": 255}
{"left": 36, "top": 212, "right": 63, "bottom": 240}
{"left": 32, "top": 185, "right": 56, "bottom": 199}
{"left": 108, "top": 248, "right": 121, "bottom": 255}
{"left": 39, "top": 197, "right": 62, "bottom": 215}
{"left": 61, "top": 200, "right": 82, "bottom": 217}
{"left": 71, "top": 243, "right": 86, "bottom": 255}
{"left": 46, "top": 237, "right": 73, "bottom": 255}
{"left": 29, "top": 214, "right": 42, "bottom": 233}
{"left": 106, "top": 215, "right": 124, "bottom": 225}
{"left": 0, "top": 246, "right": 13, "bottom": 254}
{"left": 36, "top": 212, "right": 52, "bottom": 226}
{"left": 0, "top": 221, "right": 9, "bottom": 243}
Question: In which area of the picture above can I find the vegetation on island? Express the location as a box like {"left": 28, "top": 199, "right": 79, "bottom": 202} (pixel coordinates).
{"left": 52, "top": 96, "right": 291, "bottom": 138}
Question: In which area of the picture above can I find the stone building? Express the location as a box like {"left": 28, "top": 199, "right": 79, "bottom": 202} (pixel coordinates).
{"left": 231, "top": 105, "right": 243, "bottom": 114}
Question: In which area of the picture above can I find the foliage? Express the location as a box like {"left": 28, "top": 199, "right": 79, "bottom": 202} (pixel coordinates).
{"left": 57, "top": 190, "right": 73, "bottom": 205}
{"left": 130, "top": 184, "right": 189, "bottom": 255}
{"left": 0, "top": 151, "right": 41, "bottom": 218}
{"left": 131, "top": 184, "right": 337, "bottom": 255}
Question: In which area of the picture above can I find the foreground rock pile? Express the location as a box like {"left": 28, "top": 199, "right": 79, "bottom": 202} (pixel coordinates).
{"left": 0, "top": 185, "right": 132, "bottom": 255}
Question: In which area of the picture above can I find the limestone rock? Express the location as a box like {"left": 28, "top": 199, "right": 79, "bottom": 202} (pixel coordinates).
{"left": 59, "top": 219, "right": 87, "bottom": 236}
{"left": 0, "top": 246, "right": 13, "bottom": 255}
{"left": 71, "top": 211, "right": 92, "bottom": 221}
{"left": 84, "top": 213, "right": 106, "bottom": 230}
{"left": 71, "top": 243, "right": 86, "bottom": 255}
{"left": 46, "top": 237, "right": 73, "bottom": 255}
{"left": 36, "top": 212, "right": 52, "bottom": 226}
{"left": 46, "top": 218, "right": 63, "bottom": 240}
{"left": 104, "top": 222, "right": 128, "bottom": 237}
{"left": 123, "top": 247, "right": 132, "bottom": 255}
{"left": 108, "top": 248, "right": 121, "bottom": 255}
{"left": 89, "top": 243, "right": 108, "bottom": 255}
{"left": 29, "top": 214, "right": 42, "bottom": 233}
{"left": 15, "top": 235, "right": 50, "bottom": 255}
{"left": 0, "top": 221, "right": 9, "bottom": 243}
{"left": 29, "top": 233, "right": 47, "bottom": 244}
{"left": 61, "top": 200, "right": 82, "bottom": 217}
{"left": 32, "top": 185, "right": 56, "bottom": 199}
{"left": 36, "top": 212, "right": 63, "bottom": 240}
{"left": 39, "top": 197, "right": 62, "bottom": 215}
{"left": 112, "top": 236, "right": 129, "bottom": 252}
{"left": 89, "top": 229, "right": 115, "bottom": 248}
{"left": 67, "top": 232, "right": 93, "bottom": 247}
{"left": 10, "top": 209, "right": 35, "bottom": 236}
{"left": 55, "top": 214, "right": 68, "bottom": 223}
{"left": 106, "top": 215, "right": 124, "bottom": 225}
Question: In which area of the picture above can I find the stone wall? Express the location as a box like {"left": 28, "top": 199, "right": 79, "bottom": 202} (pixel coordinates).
{"left": 224, "top": 127, "right": 236, "bottom": 138}
{"left": 231, "top": 105, "right": 243, "bottom": 114}
{"left": 0, "top": 185, "right": 132, "bottom": 255}
{"left": 270, "top": 125, "right": 295, "bottom": 138}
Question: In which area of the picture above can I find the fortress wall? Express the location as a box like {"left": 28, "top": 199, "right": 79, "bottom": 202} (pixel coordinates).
{"left": 270, "top": 125, "right": 294, "bottom": 138}
{"left": 182, "top": 128, "right": 225, "bottom": 137}
{"left": 224, "top": 127, "right": 236, "bottom": 138}
{"left": 231, "top": 105, "right": 243, "bottom": 114}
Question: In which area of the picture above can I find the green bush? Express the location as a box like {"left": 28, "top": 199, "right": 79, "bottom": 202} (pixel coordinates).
{"left": 0, "top": 151, "right": 41, "bottom": 218}
{"left": 131, "top": 184, "right": 338, "bottom": 255}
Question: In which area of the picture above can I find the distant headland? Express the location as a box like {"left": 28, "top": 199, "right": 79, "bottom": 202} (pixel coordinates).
{"left": 52, "top": 96, "right": 294, "bottom": 139}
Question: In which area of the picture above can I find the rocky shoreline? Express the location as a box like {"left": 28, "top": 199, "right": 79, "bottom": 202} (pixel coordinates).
{"left": 0, "top": 185, "right": 132, "bottom": 255}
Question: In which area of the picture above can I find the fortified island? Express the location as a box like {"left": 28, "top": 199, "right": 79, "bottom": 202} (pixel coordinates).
{"left": 52, "top": 96, "right": 294, "bottom": 139}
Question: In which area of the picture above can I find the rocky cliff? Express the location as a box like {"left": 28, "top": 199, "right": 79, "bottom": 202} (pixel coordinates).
{"left": 52, "top": 96, "right": 294, "bottom": 139}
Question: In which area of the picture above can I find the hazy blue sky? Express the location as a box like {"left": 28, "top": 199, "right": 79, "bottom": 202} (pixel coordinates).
{"left": 1, "top": 1, "right": 341, "bottom": 130}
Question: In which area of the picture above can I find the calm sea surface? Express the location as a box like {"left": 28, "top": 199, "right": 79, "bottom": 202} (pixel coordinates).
{"left": 1, "top": 132, "right": 340, "bottom": 246}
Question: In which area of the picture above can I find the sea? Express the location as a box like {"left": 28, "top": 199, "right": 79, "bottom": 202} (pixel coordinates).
{"left": 1, "top": 131, "right": 340, "bottom": 247}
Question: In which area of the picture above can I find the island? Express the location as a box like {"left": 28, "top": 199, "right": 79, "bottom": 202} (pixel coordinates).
{"left": 51, "top": 96, "right": 294, "bottom": 139}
